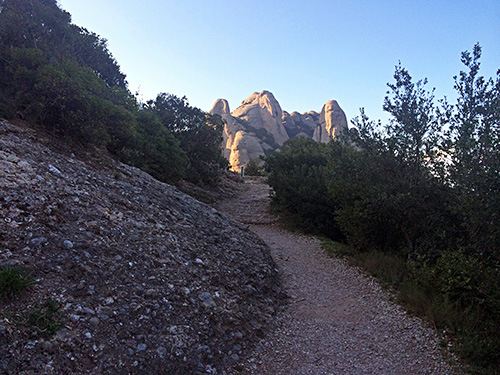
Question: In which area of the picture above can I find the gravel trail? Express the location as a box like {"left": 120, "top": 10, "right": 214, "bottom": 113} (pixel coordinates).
{"left": 217, "top": 176, "right": 460, "bottom": 375}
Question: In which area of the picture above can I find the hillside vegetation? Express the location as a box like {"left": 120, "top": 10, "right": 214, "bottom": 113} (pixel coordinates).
{"left": 265, "top": 47, "right": 500, "bottom": 374}
{"left": 0, "top": 0, "right": 227, "bottom": 186}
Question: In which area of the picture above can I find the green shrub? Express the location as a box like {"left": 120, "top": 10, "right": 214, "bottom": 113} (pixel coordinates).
{"left": 399, "top": 262, "right": 461, "bottom": 331}
{"left": 264, "top": 44, "right": 500, "bottom": 373}
{"left": 120, "top": 110, "right": 188, "bottom": 184}
{"left": 0, "top": 1, "right": 227, "bottom": 188}
{"left": 265, "top": 138, "right": 343, "bottom": 238}
{"left": 399, "top": 257, "right": 500, "bottom": 373}
{"left": 144, "top": 93, "right": 228, "bottom": 185}
{"left": 0, "top": 265, "right": 32, "bottom": 300}
{"left": 27, "top": 299, "right": 61, "bottom": 337}
{"left": 244, "top": 158, "right": 263, "bottom": 176}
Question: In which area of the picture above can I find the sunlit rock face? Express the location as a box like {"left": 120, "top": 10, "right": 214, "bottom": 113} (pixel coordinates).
{"left": 228, "top": 130, "right": 266, "bottom": 172}
{"left": 231, "top": 90, "right": 289, "bottom": 146}
{"left": 209, "top": 99, "right": 244, "bottom": 161}
{"left": 210, "top": 92, "right": 348, "bottom": 172}
{"left": 313, "top": 100, "right": 348, "bottom": 143}
{"left": 210, "top": 91, "right": 286, "bottom": 171}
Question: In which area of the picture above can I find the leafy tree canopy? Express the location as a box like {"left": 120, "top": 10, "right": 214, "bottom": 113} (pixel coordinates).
{"left": 0, "top": 0, "right": 229, "bottom": 186}
{"left": 264, "top": 44, "right": 500, "bottom": 372}
{"left": 144, "top": 93, "right": 228, "bottom": 185}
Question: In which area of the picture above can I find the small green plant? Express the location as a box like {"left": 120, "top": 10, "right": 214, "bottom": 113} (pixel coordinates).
{"left": 28, "top": 299, "right": 61, "bottom": 337}
{"left": 244, "top": 158, "right": 263, "bottom": 176}
{"left": 0, "top": 265, "right": 32, "bottom": 300}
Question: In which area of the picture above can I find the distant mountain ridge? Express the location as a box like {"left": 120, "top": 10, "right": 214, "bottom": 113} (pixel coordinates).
{"left": 210, "top": 91, "right": 348, "bottom": 171}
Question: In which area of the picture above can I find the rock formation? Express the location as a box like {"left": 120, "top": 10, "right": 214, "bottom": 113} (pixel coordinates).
{"left": 282, "top": 111, "right": 319, "bottom": 139}
{"left": 230, "top": 91, "right": 289, "bottom": 146}
{"left": 210, "top": 99, "right": 267, "bottom": 171}
{"left": 210, "top": 91, "right": 348, "bottom": 172}
{"left": 313, "top": 100, "right": 348, "bottom": 143}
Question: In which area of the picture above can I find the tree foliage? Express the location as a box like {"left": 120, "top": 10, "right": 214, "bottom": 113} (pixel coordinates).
{"left": 0, "top": 0, "right": 132, "bottom": 137}
{"left": 265, "top": 138, "right": 342, "bottom": 237}
{"left": 265, "top": 44, "right": 500, "bottom": 373}
{"left": 383, "top": 63, "right": 441, "bottom": 174}
{"left": 445, "top": 44, "right": 500, "bottom": 258}
{"left": 0, "top": 0, "right": 228, "bottom": 186}
{"left": 144, "top": 93, "right": 227, "bottom": 185}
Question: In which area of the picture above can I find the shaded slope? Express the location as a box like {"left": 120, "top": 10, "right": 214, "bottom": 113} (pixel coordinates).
{"left": 0, "top": 120, "right": 284, "bottom": 374}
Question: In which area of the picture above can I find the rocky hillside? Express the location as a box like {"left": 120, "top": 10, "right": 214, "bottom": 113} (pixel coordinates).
{"left": 210, "top": 91, "right": 348, "bottom": 171}
{"left": 0, "top": 120, "right": 284, "bottom": 374}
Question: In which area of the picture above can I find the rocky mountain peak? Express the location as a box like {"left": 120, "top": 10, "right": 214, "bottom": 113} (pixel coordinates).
{"left": 209, "top": 99, "right": 231, "bottom": 116}
{"left": 211, "top": 91, "right": 348, "bottom": 172}
{"left": 231, "top": 91, "right": 288, "bottom": 147}
{"left": 314, "top": 100, "right": 348, "bottom": 143}
{"left": 237, "top": 90, "right": 282, "bottom": 119}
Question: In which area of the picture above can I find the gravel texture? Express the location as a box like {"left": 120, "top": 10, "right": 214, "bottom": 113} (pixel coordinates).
{"left": 0, "top": 120, "right": 284, "bottom": 374}
{"left": 218, "top": 176, "right": 462, "bottom": 375}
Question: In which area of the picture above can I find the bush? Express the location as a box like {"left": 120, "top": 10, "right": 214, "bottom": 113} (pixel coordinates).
{"left": 144, "top": 93, "right": 228, "bottom": 185}
{"left": 244, "top": 158, "right": 263, "bottom": 176}
{"left": 0, "top": 265, "right": 32, "bottom": 300}
{"left": 27, "top": 299, "right": 61, "bottom": 337}
{"left": 117, "top": 110, "right": 188, "bottom": 184}
{"left": 0, "top": 1, "right": 227, "bottom": 188}
{"left": 399, "top": 254, "right": 500, "bottom": 373}
{"left": 265, "top": 138, "right": 342, "bottom": 238}
{"left": 264, "top": 45, "right": 500, "bottom": 373}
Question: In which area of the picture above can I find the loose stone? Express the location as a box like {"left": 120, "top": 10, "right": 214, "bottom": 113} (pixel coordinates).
{"left": 157, "top": 346, "right": 167, "bottom": 359}
{"left": 30, "top": 237, "right": 48, "bottom": 246}
{"left": 199, "top": 292, "right": 216, "bottom": 308}
{"left": 63, "top": 240, "right": 74, "bottom": 249}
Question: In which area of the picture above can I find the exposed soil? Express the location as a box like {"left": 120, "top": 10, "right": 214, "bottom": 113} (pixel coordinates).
{"left": 217, "top": 176, "right": 461, "bottom": 375}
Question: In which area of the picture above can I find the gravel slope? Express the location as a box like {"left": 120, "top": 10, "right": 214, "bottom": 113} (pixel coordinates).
{"left": 218, "top": 177, "right": 461, "bottom": 375}
{"left": 0, "top": 121, "right": 284, "bottom": 374}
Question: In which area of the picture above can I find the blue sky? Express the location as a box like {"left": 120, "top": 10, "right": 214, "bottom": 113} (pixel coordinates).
{"left": 58, "top": 0, "right": 499, "bottom": 124}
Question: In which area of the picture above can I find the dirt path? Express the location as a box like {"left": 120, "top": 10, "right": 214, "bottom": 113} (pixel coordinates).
{"left": 217, "top": 177, "right": 460, "bottom": 375}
